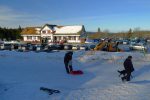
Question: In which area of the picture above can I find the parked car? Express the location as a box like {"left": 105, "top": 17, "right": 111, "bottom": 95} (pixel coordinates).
{"left": 26, "top": 44, "right": 34, "bottom": 51}
{"left": 47, "top": 45, "right": 59, "bottom": 51}
{"left": 129, "top": 43, "right": 147, "bottom": 51}
{"left": 0, "top": 43, "right": 4, "bottom": 50}
{"left": 36, "top": 45, "right": 42, "bottom": 52}
{"left": 123, "top": 40, "right": 129, "bottom": 45}
{"left": 139, "top": 41, "right": 147, "bottom": 45}
{"left": 43, "top": 45, "right": 51, "bottom": 52}
{"left": 18, "top": 44, "right": 28, "bottom": 52}
{"left": 56, "top": 45, "right": 64, "bottom": 50}
{"left": 72, "top": 45, "right": 80, "bottom": 50}
{"left": 115, "top": 40, "right": 123, "bottom": 44}
{"left": 88, "top": 44, "right": 96, "bottom": 50}
{"left": 130, "top": 40, "right": 138, "bottom": 45}
{"left": 0, "top": 43, "right": 20, "bottom": 51}
{"left": 3, "top": 43, "right": 12, "bottom": 50}
{"left": 79, "top": 45, "right": 89, "bottom": 50}
{"left": 13, "top": 44, "right": 20, "bottom": 50}
{"left": 64, "top": 45, "right": 72, "bottom": 50}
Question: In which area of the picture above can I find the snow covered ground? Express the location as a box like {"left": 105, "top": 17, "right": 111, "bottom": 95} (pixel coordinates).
{"left": 0, "top": 50, "right": 150, "bottom": 100}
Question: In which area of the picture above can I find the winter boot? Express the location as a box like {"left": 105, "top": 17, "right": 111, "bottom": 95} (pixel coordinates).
{"left": 121, "top": 77, "right": 126, "bottom": 82}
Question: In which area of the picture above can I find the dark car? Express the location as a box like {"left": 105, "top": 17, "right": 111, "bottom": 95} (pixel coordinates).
{"left": 47, "top": 45, "right": 59, "bottom": 51}
{"left": 18, "top": 44, "right": 28, "bottom": 52}
{"left": 64, "top": 45, "right": 72, "bottom": 50}
{"left": 56, "top": 45, "right": 64, "bottom": 50}
{"left": 88, "top": 44, "right": 96, "bottom": 50}
{"left": 4, "top": 43, "right": 12, "bottom": 50}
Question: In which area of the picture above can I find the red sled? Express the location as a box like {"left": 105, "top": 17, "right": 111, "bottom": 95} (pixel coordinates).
{"left": 70, "top": 70, "right": 83, "bottom": 75}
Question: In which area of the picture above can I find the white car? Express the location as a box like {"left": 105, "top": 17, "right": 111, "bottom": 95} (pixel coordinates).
{"left": 123, "top": 40, "right": 129, "bottom": 45}
{"left": 79, "top": 45, "right": 88, "bottom": 50}
{"left": 64, "top": 45, "right": 72, "bottom": 50}
{"left": 0, "top": 43, "right": 4, "bottom": 50}
{"left": 72, "top": 45, "right": 80, "bottom": 50}
{"left": 129, "top": 43, "right": 147, "bottom": 50}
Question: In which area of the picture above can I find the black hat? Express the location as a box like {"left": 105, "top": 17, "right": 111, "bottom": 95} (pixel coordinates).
{"left": 128, "top": 56, "right": 132, "bottom": 59}
{"left": 68, "top": 51, "right": 73, "bottom": 55}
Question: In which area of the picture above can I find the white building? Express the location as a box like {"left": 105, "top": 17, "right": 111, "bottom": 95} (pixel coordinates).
{"left": 21, "top": 24, "right": 87, "bottom": 44}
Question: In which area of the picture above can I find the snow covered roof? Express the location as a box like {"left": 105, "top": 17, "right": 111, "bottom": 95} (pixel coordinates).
{"left": 54, "top": 25, "right": 83, "bottom": 34}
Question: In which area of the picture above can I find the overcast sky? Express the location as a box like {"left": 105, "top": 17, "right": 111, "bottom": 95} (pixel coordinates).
{"left": 0, "top": 0, "right": 150, "bottom": 32}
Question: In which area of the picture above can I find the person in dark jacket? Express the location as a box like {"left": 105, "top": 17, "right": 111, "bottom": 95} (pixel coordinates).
{"left": 114, "top": 42, "right": 119, "bottom": 52}
{"left": 121, "top": 56, "right": 134, "bottom": 81}
{"left": 64, "top": 51, "right": 73, "bottom": 74}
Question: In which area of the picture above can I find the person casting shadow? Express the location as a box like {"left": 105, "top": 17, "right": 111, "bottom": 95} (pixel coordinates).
{"left": 118, "top": 56, "right": 134, "bottom": 81}
{"left": 64, "top": 51, "right": 73, "bottom": 74}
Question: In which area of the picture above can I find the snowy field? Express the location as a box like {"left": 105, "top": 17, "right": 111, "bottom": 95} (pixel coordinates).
{"left": 0, "top": 50, "right": 150, "bottom": 100}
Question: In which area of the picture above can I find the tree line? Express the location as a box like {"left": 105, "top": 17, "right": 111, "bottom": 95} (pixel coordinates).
{"left": 0, "top": 26, "right": 22, "bottom": 41}
{"left": 88, "top": 28, "right": 150, "bottom": 39}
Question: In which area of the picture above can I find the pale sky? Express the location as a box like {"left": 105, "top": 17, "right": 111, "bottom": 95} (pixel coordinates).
{"left": 0, "top": 0, "right": 150, "bottom": 32}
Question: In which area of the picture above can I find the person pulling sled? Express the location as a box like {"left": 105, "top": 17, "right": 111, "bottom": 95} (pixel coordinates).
{"left": 64, "top": 51, "right": 73, "bottom": 74}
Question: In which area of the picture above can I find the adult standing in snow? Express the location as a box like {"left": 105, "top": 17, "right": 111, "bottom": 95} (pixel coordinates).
{"left": 64, "top": 51, "right": 73, "bottom": 74}
{"left": 114, "top": 42, "right": 119, "bottom": 52}
{"left": 106, "top": 39, "right": 111, "bottom": 51}
{"left": 121, "top": 56, "right": 134, "bottom": 81}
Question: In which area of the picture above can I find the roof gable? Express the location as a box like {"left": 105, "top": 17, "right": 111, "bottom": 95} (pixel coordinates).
{"left": 41, "top": 24, "right": 57, "bottom": 31}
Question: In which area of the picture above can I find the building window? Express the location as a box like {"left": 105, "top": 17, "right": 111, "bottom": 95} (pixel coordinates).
{"left": 33, "top": 36, "right": 36, "bottom": 40}
{"left": 57, "top": 36, "right": 61, "bottom": 40}
{"left": 27, "top": 36, "right": 32, "bottom": 40}
{"left": 68, "top": 36, "right": 71, "bottom": 40}
{"left": 78, "top": 37, "right": 80, "bottom": 40}
{"left": 73, "top": 36, "right": 76, "bottom": 40}
{"left": 38, "top": 36, "right": 40, "bottom": 40}
{"left": 70, "top": 36, "right": 75, "bottom": 40}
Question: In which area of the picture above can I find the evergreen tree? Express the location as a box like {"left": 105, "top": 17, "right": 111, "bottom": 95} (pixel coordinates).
{"left": 0, "top": 26, "right": 22, "bottom": 40}
{"left": 98, "top": 27, "right": 101, "bottom": 33}
{"left": 18, "top": 25, "right": 22, "bottom": 32}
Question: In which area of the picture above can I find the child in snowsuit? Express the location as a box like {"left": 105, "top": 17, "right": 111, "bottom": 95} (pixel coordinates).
{"left": 120, "top": 56, "right": 134, "bottom": 81}
{"left": 64, "top": 51, "right": 73, "bottom": 74}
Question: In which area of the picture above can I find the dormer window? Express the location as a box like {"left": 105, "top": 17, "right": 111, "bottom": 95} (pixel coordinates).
{"left": 42, "top": 31, "right": 46, "bottom": 34}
